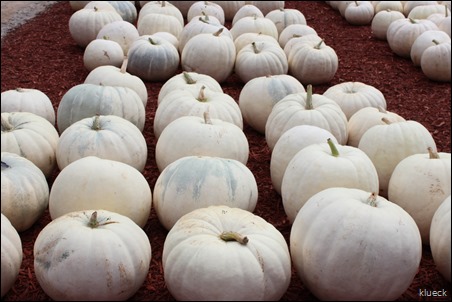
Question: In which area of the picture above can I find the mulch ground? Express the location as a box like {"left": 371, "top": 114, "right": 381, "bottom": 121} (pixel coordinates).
{"left": 1, "top": 1, "right": 450, "bottom": 301}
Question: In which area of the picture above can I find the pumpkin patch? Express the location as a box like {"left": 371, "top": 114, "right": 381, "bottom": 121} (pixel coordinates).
{"left": 1, "top": 1, "right": 450, "bottom": 301}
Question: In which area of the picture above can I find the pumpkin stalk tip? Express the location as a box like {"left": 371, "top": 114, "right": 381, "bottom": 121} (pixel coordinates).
{"left": 427, "top": 147, "right": 440, "bottom": 159}
{"left": 367, "top": 192, "right": 378, "bottom": 207}
{"left": 220, "top": 231, "right": 249, "bottom": 245}
{"left": 305, "top": 84, "right": 314, "bottom": 109}
{"left": 327, "top": 138, "right": 340, "bottom": 157}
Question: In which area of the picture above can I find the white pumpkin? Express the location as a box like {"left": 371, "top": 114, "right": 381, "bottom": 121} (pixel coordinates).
{"left": 388, "top": 148, "right": 451, "bottom": 244}
{"left": 137, "top": 13, "right": 183, "bottom": 37}
{"left": 107, "top": 0, "right": 138, "bottom": 23}
{"left": 153, "top": 155, "right": 258, "bottom": 230}
{"left": 248, "top": 1, "right": 285, "bottom": 16}
{"left": 34, "top": 209, "right": 152, "bottom": 301}
{"left": 265, "top": 8, "right": 307, "bottom": 35}
{"left": 83, "top": 37, "right": 124, "bottom": 71}
{"left": 1, "top": 213, "right": 22, "bottom": 298}
{"left": 232, "top": 4, "right": 264, "bottom": 26}
{"left": 265, "top": 85, "right": 349, "bottom": 150}
{"left": 291, "top": 187, "right": 422, "bottom": 300}
{"left": 96, "top": 20, "right": 140, "bottom": 54}
{"left": 358, "top": 119, "right": 437, "bottom": 198}
{"left": 234, "top": 32, "right": 280, "bottom": 54}
{"left": 278, "top": 23, "right": 318, "bottom": 49}
{"left": 344, "top": 1, "right": 375, "bottom": 25}
{"left": 230, "top": 15, "right": 279, "bottom": 40}
{"left": 420, "top": 40, "right": 451, "bottom": 82}
{"left": 162, "top": 205, "right": 291, "bottom": 301}
{"left": 270, "top": 125, "right": 338, "bottom": 195}
{"left": 49, "top": 156, "right": 152, "bottom": 228}
{"left": 1, "top": 112, "right": 59, "bottom": 178}
{"left": 1, "top": 88, "right": 55, "bottom": 125}
{"left": 283, "top": 33, "right": 323, "bottom": 58}
{"left": 57, "top": 83, "right": 145, "bottom": 133}
{"left": 1, "top": 152, "right": 49, "bottom": 232}
{"left": 322, "top": 81, "right": 387, "bottom": 120}
{"left": 187, "top": 1, "right": 225, "bottom": 24}
{"left": 282, "top": 138, "right": 379, "bottom": 223}
{"left": 155, "top": 112, "right": 249, "bottom": 171}
{"left": 371, "top": 9, "right": 406, "bottom": 40}
{"left": 211, "top": 1, "right": 247, "bottom": 21}
{"left": 410, "top": 30, "right": 451, "bottom": 66}
{"left": 138, "top": 0, "right": 184, "bottom": 26}
{"left": 430, "top": 195, "right": 451, "bottom": 282}
{"left": 56, "top": 115, "right": 147, "bottom": 172}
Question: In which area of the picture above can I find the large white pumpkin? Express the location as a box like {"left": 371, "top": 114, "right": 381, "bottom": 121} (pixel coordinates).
{"left": 49, "top": 156, "right": 152, "bottom": 228}
{"left": 153, "top": 156, "right": 258, "bottom": 230}
{"left": 162, "top": 205, "right": 291, "bottom": 301}
{"left": 1, "top": 152, "right": 49, "bottom": 232}
{"left": 430, "top": 195, "right": 451, "bottom": 282}
{"left": 291, "top": 187, "right": 422, "bottom": 300}
{"left": 1, "top": 213, "right": 23, "bottom": 298}
{"left": 34, "top": 209, "right": 151, "bottom": 301}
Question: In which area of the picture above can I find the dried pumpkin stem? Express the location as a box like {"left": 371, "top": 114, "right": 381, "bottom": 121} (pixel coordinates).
{"left": 88, "top": 211, "right": 118, "bottom": 228}
{"left": 305, "top": 84, "right": 314, "bottom": 110}
{"left": 327, "top": 138, "right": 340, "bottom": 157}
{"left": 251, "top": 41, "right": 260, "bottom": 54}
{"left": 183, "top": 71, "right": 197, "bottom": 84}
{"left": 314, "top": 39, "right": 324, "bottom": 49}
{"left": 91, "top": 115, "right": 102, "bottom": 131}
{"left": 197, "top": 85, "right": 207, "bottom": 102}
{"left": 203, "top": 110, "right": 212, "bottom": 124}
{"left": 381, "top": 117, "right": 392, "bottom": 125}
{"left": 427, "top": 147, "right": 440, "bottom": 159}
{"left": 1, "top": 161, "right": 10, "bottom": 170}
{"left": 1, "top": 115, "right": 13, "bottom": 131}
{"left": 120, "top": 56, "right": 128, "bottom": 73}
{"left": 366, "top": 192, "right": 378, "bottom": 207}
{"left": 213, "top": 28, "right": 224, "bottom": 36}
{"left": 220, "top": 231, "right": 249, "bottom": 245}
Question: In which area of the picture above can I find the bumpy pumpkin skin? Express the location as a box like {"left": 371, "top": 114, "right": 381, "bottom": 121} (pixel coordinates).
{"left": 430, "top": 195, "right": 451, "bottom": 282}
{"left": 162, "top": 205, "right": 291, "bottom": 301}
{"left": 34, "top": 210, "right": 151, "bottom": 301}
{"left": 291, "top": 187, "right": 422, "bottom": 301}
{"left": 1, "top": 213, "right": 23, "bottom": 298}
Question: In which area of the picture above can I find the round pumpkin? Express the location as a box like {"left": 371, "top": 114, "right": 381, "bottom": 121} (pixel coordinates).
{"left": 371, "top": 9, "right": 406, "bottom": 40}
{"left": 49, "top": 156, "right": 152, "bottom": 228}
{"left": 96, "top": 20, "right": 140, "bottom": 54}
{"left": 430, "top": 195, "right": 451, "bottom": 282}
{"left": 344, "top": 1, "right": 375, "bottom": 25}
{"left": 232, "top": 4, "right": 264, "bottom": 26}
{"left": 410, "top": 30, "right": 450, "bottom": 66}
{"left": 1, "top": 152, "right": 49, "bottom": 232}
{"left": 34, "top": 209, "right": 152, "bottom": 301}
{"left": 83, "top": 37, "right": 124, "bottom": 71}
{"left": 265, "top": 8, "right": 307, "bottom": 35}
{"left": 291, "top": 187, "right": 422, "bottom": 300}
{"left": 420, "top": 40, "right": 451, "bottom": 82}
{"left": 153, "top": 155, "right": 258, "bottom": 230}
{"left": 1, "top": 213, "right": 22, "bottom": 298}
{"left": 162, "top": 205, "right": 291, "bottom": 301}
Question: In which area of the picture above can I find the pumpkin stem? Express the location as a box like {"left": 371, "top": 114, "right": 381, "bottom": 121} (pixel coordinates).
{"left": 220, "top": 231, "right": 249, "bottom": 245}
{"left": 148, "top": 37, "right": 157, "bottom": 45}
{"left": 120, "top": 56, "right": 128, "bottom": 73}
{"left": 366, "top": 192, "right": 378, "bottom": 207}
{"left": 203, "top": 110, "right": 212, "bottom": 124}
{"left": 381, "top": 117, "right": 392, "bottom": 125}
{"left": 183, "top": 71, "right": 197, "bottom": 84}
{"left": 305, "top": 84, "right": 314, "bottom": 110}
{"left": 87, "top": 211, "right": 118, "bottom": 228}
{"left": 1, "top": 115, "right": 14, "bottom": 131}
{"left": 161, "top": 1, "right": 166, "bottom": 7}
{"left": 432, "top": 39, "right": 440, "bottom": 45}
{"left": 427, "top": 147, "right": 440, "bottom": 159}
{"left": 327, "top": 138, "right": 340, "bottom": 157}
{"left": 91, "top": 115, "right": 102, "bottom": 131}
{"left": 409, "top": 18, "right": 417, "bottom": 24}
{"left": 1, "top": 161, "right": 10, "bottom": 170}
{"left": 251, "top": 41, "right": 260, "bottom": 54}
{"left": 197, "top": 86, "right": 208, "bottom": 102}
{"left": 213, "top": 28, "right": 224, "bottom": 36}
{"left": 15, "top": 88, "right": 25, "bottom": 92}
{"left": 445, "top": 4, "right": 449, "bottom": 17}
{"left": 377, "top": 106, "right": 387, "bottom": 113}
{"left": 314, "top": 39, "right": 324, "bottom": 49}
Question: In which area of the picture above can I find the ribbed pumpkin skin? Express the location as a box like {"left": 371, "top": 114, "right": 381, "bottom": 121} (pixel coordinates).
{"left": 1, "top": 213, "right": 23, "bottom": 298}
{"left": 57, "top": 83, "right": 145, "bottom": 133}
{"left": 430, "top": 195, "right": 451, "bottom": 282}
{"left": 1, "top": 152, "right": 49, "bottom": 232}
{"left": 127, "top": 35, "right": 180, "bottom": 82}
{"left": 153, "top": 156, "right": 258, "bottom": 230}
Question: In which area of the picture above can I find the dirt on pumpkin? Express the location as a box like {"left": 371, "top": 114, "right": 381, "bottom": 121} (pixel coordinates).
{"left": 1, "top": 1, "right": 451, "bottom": 301}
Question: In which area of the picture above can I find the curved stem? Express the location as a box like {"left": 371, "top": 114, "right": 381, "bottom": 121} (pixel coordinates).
{"left": 213, "top": 28, "right": 224, "bottom": 37}
{"left": 427, "top": 147, "right": 440, "bottom": 159}
{"left": 314, "top": 39, "right": 324, "bottom": 49}
{"left": 183, "top": 71, "right": 197, "bottom": 84}
{"left": 1, "top": 161, "right": 10, "bottom": 170}
{"left": 220, "top": 231, "right": 249, "bottom": 245}
{"left": 197, "top": 86, "right": 207, "bottom": 102}
{"left": 327, "top": 138, "right": 340, "bottom": 157}
{"left": 120, "top": 56, "right": 128, "bottom": 73}
{"left": 87, "top": 211, "right": 118, "bottom": 228}
{"left": 1, "top": 115, "right": 13, "bottom": 131}
{"left": 305, "top": 84, "right": 314, "bottom": 110}
{"left": 251, "top": 41, "right": 260, "bottom": 54}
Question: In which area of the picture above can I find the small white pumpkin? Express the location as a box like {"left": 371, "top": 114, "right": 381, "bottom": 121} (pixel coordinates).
{"left": 230, "top": 15, "right": 279, "bottom": 40}
{"left": 96, "top": 20, "right": 140, "bottom": 54}
{"left": 291, "top": 187, "right": 422, "bottom": 300}
{"left": 83, "top": 37, "right": 124, "bottom": 71}
{"left": 344, "top": 1, "right": 375, "bottom": 25}
{"left": 1, "top": 152, "right": 49, "bottom": 232}
{"left": 278, "top": 23, "right": 318, "bottom": 49}
{"left": 1, "top": 213, "right": 23, "bottom": 298}
{"left": 1, "top": 88, "right": 55, "bottom": 125}
{"left": 265, "top": 8, "right": 307, "bottom": 35}
{"left": 371, "top": 9, "right": 406, "bottom": 40}
{"left": 153, "top": 155, "right": 258, "bottom": 230}
{"left": 34, "top": 209, "right": 152, "bottom": 301}
{"left": 107, "top": 0, "right": 138, "bottom": 23}
{"left": 56, "top": 115, "right": 147, "bottom": 172}
{"left": 137, "top": 13, "right": 183, "bottom": 37}
{"left": 420, "top": 40, "right": 451, "bottom": 82}
{"left": 232, "top": 4, "right": 264, "bottom": 26}
{"left": 430, "top": 195, "right": 451, "bottom": 282}
{"left": 49, "top": 156, "right": 152, "bottom": 228}
{"left": 187, "top": 1, "right": 225, "bottom": 24}
{"left": 138, "top": 0, "right": 184, "bottom": 26}
{"left": 1, "top": 112, "right": 59, "bottom": 178}
{"left": 234, "top": 32, "right": 279, "bottom": 54}
{"left": 388, "top": 148, "right": 451, "bottom": 244}
{"left": 282, "top": 138, "right": 379, "bottom": 223}
{"left": 162, "top": 205, "right": 291, "bottom": 301}
{"left": 410, "top": 30, "right": 451, "bottom": 66}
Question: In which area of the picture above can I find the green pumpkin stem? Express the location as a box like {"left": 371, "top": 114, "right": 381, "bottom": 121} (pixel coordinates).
{"left": 327, "top": 138, "right": 340, "bottom": 157}
{"left": 87, "top": 211, "right": 118, "bottom": 228}
{"left": 432, "top": 39, "right": 440, "bottom": 45}
{"left": 409, "top": 18, "right": 417, "bottom": 24}
{"left": 183, "top": 71, "right": 197, "bottom": 84}
{"left": 148, "top": 37, "right": 157, "bottom": 45}
{"left": 213, "top": 28, "right": 224, "bottom": 36}
{"left": 314, "top": 39, "right": 324, "bottom": 49}
{"left": 367, "top": 192, "right": 378, "bottom": 207}
{"left": 427, "top": 147, "right": 440, "bottom": 159}
{"left": 91, "top": 115, "right": 102, "bottom": 131}
{"left": 305, "top": 84, "right": 314, "bottom": 110}
{"left": 220, "top": 231, "right": 249, "bottom": 245}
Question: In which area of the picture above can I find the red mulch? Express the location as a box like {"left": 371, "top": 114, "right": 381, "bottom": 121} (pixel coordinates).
{"left": 1, "top": 1, "right": 450, "bottom": 301}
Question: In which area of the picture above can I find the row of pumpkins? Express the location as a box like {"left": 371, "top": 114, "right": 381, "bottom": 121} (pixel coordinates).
{"left": 327, "top": 0, "right": 451, "bottom": 82}
{"left": 1, "top": 1, "right": 451, "bottom": 301}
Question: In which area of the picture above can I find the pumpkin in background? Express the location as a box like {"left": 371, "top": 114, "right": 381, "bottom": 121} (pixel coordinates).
{"left": 34, "top": 209, "right": 152, "bottom": 301}
{"left": 230, "top": 15, "right": 279, "bottom": 40}
{"left": 247, "top": 1, "right": 285, "bottom": 16}
{"left": 358, "top": 118, "right": 437, "bottom": 198}
{"left": 265, "top": 8, "right": 307, "bottom": 35}
{"left": 371, "top": 9, "right": 406, "bottom": 40}
{"left": 137, "top": 13, "right": 183, "bottom": 37}
{"left": 83, "top": 37, "right": 124, "bottom": 71}
{"left": 96, "top": 20, "right": 140, "bottom": 54}
{"left": 106, "top": 0, "right": 137, "bottom": 23}
{"left": 126, "top": 35, "right": 180, "bottom": 82}
{"left": 1, "top": 112, "right": 59, "bottom": 178}
{"left": 278, "top": 23, "right": 318, "bottom": 49}
{"left": 343, "top": 0, "right": 375, "bottom": 25}
{"left": 388, "top": 147, "right": 451, "bottom": 244}
{"left": 155, "top": 112, "right": 249, "bottom": 171}
{"left": 322, "top": 81, "right": 387, "bottom": 120}
{"left": 181, "top": 28, "right": 236, "bottom": 83}
{"left": 232, "top": 4, "right": 264, "bottom": 26}
{"left": 48, "top": 156, "right": 152, "bottom": 228}
{"left": 270, "top": 125, "right": 338, "bottom": 195}
{"left": 138, "top": 1, "right": 184, "bottom": 27}
{"left": 56, "top": 115, "right": 147, "bottom": 172}
{"left": 282, "top": 138, "right": 379, "bottom": 223}
{"left": 57, "top": 83, "right": 145, "bottom": 133}
{"left": 265, "top": 85, "right": 348, "bottom": 150}
{"left": 1, "top": 213, "right": 22, "bottom": 298}
{"left": 162, "top": 205, "right": 291, "bottom": 301}
{"left": 420, "top": 40, "right": 451, "bottom": 82}
{"left": 410, "top": 30, "right": 450, "bottom": 66}
{"left": 1, "top": 88, "right": 55, "bottom": 125}
{"left": 153, "top": 155, "right": 258, "bottom": 230}
{"left": 430, "top": 195, "right": 451, "bottom": 282}
{"left": 211, "top": 1, "right": 246, "bottom": 21}
{"left": 291, "top": 187, "right": 422, "bottom": 300}
{"left": 1, "top": 152, "right": 49, "bottom": 232}
{"left": 238, "top": 74, "right": 305, "bottom": 134}
{"left": 234, "top": 32, "right": 279, "bottom": 54}
{"left": 187, "top": 1, "right": 225, "bottom": 24}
